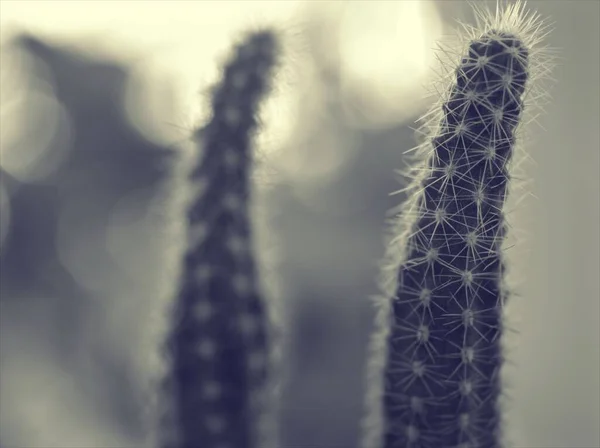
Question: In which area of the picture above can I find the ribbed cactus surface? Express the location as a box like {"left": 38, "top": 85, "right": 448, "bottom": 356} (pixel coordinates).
{"left": 383, "top": 30, "right": 528, "bottom": 448}
{"left": 363, "top": 2, "right": 553, "bottom": 447}
{"left": 158, "top": 30, "right": 279, "bottom": 448}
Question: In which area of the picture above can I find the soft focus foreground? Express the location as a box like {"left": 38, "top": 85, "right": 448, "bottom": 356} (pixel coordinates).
{"left": 0, "top": 1, "right": 598, "bottom": 447}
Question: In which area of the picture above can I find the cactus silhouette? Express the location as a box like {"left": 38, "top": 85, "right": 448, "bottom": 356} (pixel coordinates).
{"left": 362, "top": 2, "right": 554, "bottom": 447}
{"left": 156, "top": 29, "right": 280, "bottom": 448}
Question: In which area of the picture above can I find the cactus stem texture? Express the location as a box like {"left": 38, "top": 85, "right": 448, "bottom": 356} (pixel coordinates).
{"left": 362, "top": 2, "right": 555, "bottom": 447}
{"left": 156, "top": 29, "right": 281, "bottom": 448}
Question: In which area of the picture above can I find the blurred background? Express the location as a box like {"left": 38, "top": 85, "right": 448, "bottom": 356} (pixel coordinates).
{"left": 0, "top": 1, "right": 598, "bottom": 447}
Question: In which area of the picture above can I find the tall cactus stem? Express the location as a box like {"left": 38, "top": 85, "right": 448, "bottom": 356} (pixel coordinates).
{"left": 362, "top": 2, "right": 555, "bottom": 447}
{"left": 155, "top": 29, "right": 281, "bottom": 448}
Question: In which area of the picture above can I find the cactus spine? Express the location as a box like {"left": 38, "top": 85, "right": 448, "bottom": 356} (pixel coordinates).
{"left": 363, "top": 2, "right": 553, "bottom": 447}
{"left": 157, "top": 30, "right": 280, "bottom": 448}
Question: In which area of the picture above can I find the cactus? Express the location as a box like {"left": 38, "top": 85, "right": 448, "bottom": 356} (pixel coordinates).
{"left": 362, "top": 2, "right": 553, "bottom": 447}
{"left": 156, "top": 29, "right": 281, "bottom": 448}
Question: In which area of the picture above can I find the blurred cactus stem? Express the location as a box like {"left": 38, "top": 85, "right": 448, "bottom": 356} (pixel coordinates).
{"left": 362, "top": 2, "right": 553, "bottom": 447}
{"left": 157, "top": 29, "right": 280, "bottom": 448}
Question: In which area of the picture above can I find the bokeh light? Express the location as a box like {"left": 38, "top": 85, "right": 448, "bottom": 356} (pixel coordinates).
{"left": 0, "top": 44, "right": 73, "bottom": 182}
{"left": 338, "top": 0, "right": 443, "bottom": 128}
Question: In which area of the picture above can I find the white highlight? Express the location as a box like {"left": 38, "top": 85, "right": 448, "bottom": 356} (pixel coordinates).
{"left": 338, "top": 0, "right": 443, "bottom": 128}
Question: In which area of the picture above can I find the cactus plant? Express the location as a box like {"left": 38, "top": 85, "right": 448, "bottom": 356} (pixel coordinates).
{"left": 362, "top": 2, "right": 554, "bottom": 447}
{"left": 155, "top": 29, "right": 281, "bottom": 448}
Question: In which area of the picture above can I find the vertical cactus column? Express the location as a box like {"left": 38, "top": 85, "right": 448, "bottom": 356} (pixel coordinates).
{"left": 363, "top": 2, "right": 552, "bottom": 447}
{"left": 158, "top": 30, "right": 280, "bottom": 448}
